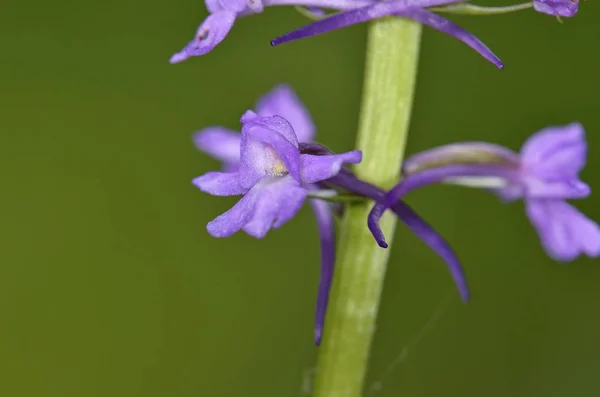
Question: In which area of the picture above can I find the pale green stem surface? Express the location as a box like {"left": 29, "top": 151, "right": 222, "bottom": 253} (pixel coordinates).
{"left": 311, "top": 17, "right": 422, "bottom": 397}
{"left": 432, "top": 2, "right": 533, "bottom": 15}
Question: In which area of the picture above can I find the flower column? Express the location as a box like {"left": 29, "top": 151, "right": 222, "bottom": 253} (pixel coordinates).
{"left": 312, "top": 18, "right": 422, "bottom": 397}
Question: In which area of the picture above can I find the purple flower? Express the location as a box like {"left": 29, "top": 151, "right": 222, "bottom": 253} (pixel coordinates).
{"left": 533, "top": 0, "right": 579, "bottom": 17}
{"left": 194, "top": 110, "right": 361, "bottom": 236}
{"left": 193, "top": 85, "right": 358, "bottom": 344}
{"left": 369, "top": 123, "right": 600, "bottom": 262}
{"left": 170, "top": 0, "right": 375, "bottom": 63}
{"left": 194, "top": 84, "right": 315, "bottom": 171}
{"left": 271, "top": 0, "right": 504, "bottom": 69}
{"left": 194, "top": 85, "right": 471, "bottom": 344}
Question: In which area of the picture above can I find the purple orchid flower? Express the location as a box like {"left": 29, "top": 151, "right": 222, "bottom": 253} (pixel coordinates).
{"left": 194, "top": 110, "right": 362, "bottom": 237}
{"left": 368, "top": 122, "right": 600, "bottom": 262}
{"left": 271, "top": 0, "right": 504, "bottom": 69}
{"left": 194, "top": 110, "right": 364, "bottom": 344}
{"left": 193, "top": 85, "right": 471, "bottom": 344}
{"left": 533, "top": 0, "right": 579, "bottom": 17}
{"left": 193, "top": 85, "right": 335, "bottom": 344}
{"left": 170, "top": 0, "right": 376, "bottom": 63}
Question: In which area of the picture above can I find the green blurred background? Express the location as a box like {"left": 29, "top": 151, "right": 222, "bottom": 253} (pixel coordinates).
{"left": 1, "top": 0, "right": 599, "bottom": 395}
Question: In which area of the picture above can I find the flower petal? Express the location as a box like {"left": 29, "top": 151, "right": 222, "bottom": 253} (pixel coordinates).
{"left": 327, "top": 170, "right": 469, "bottom": 302}
{"left": 368, "top": 164, "right": 518, "bottom": 247}
{"left": 169, "top": 11, "right": 236, "bottom": 64}
{"left": 308, "top": 198, "right": 336, "bottom": 345}
{"left": 193, "top": 127, "right": 241, "bottom": 166}
{"left": 533, "top": 0, "right": 578, "bottom": 17}
{"left": 403, "top": 142, "right": 519, "bottom": 176}
{"left": 193, "top": 171, "right": 247, "bottom": 196}
{"left": 300, "top": 151, "right": 362, "bottom": 184}
{"left": 255, "top": 84, "right": 316, "bottom": 143}
{"left": 525, "top": 199, "right": 600, "bottom": 261}
{"left": 205, "top": 0, "right": 248, "bottom": 13}
{"left": 241, "top": 111, "right": 299, "bottom": 147}
{"left": 520, "top": 122, "right": 586, "bottom": 180}
{"left": 272, "top": 0, "right": 458, "bottom": 45}
{"left": 399, "top": 9, "right": 503, "bottom": 69}
{"left": 391, "top": 201, "right": 470, "bottom": 302}
{"left": 523, "top": 177, "right": 590, "bottom": 200}
{"left": 206, "top": 183, "right": 262, "bottom": 237}
{"left": 271, "top": 0, "right": 502, "bottom": 68}
{"left": 239, "top": 114, "right": 302, "bottom": 187}
{"left": 242, "top": 176, "right": 307, "bottom": 237}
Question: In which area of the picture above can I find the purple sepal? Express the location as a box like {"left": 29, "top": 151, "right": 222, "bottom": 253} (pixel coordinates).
{"left": 533, "top": 0, "right": 578, "bottom": 17}
{"left": 255, "top": 84, "right": 316, "bottom": 143}
{"left": 193, "top": 171, "right": 246, "bottom": 196}
{"left": 205, "top": 0, "right": 249, "bottom": 13}
{"left": 300, "top": 151, "right": 362, "bottom": 184}
{"left": 193, "top": 127, "right": 241, "bottom": 169}
{"left": 170, "top": 11, "right": 237, "bottom": 63}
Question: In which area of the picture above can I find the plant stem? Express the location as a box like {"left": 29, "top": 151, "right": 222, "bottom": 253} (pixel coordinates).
{"left": 312, "top": 17, "right": 422, "bottom": 397}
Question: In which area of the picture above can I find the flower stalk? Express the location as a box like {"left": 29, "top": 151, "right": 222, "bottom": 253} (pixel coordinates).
{"left": 311, "top": 17, "right": 422, "bottom": 397}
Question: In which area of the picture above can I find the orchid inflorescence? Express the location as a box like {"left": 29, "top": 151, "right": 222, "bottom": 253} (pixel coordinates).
{"left": 170, "top": 0, "right": 580, "bottom": 66}
{"left": 192, "top": 85, "right": 599, "bottom": 345}
{"left": 172, "top": 0, "right": 595, "bottom": 345}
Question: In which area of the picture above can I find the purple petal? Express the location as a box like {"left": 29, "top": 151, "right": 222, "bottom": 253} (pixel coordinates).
{"left": 520, "top": 122, "right": 586, "bottom": 180}
{"left": 303, "top": 6, "right": 327, "bottom": 17}
{"left": 521, "top": 177, "right": 590, "bottom": 200}
{"left": 327, "top": 170, "right": 469, "bottom": 302}
{"left": 255, "top": 85, "right": 316, "bottom": 143}
{"left": 192, "top": 171, "right": 247, "bottom": 196}
{"left": 399, "top": 9, "right": 503, "bottom": 69}
{"left": 300, "top": 151, "right": 362, "bottom": 184}
{"left": 368, "top": 164, "right": 517, "bottom": 247}
{"left": 525, "top": 199, "right": 600, "bottom": 261}
{"left": 193, "top": 127, "right": 241, "bottom": 166}
{"left": 169, "top": 11, "right": 236, "bottom": 63}
{"left": 271, "top": 0, "right": 503, "bottom": 68}
{"left": 403, "top": 142, "right": 519, "bottom": 176}
{"left": 206, "top": 182, "right": 263, "bottom": 237}
{"left": 239, "top": 114, "right": 302, "bottom": 187}
{"left": 241, "top": 111, "right": 299, "bottom": 147}
{"left": 308, "top": 198, "right": 336, "bottom": 345}
{"left": 272, "top": 0, "right": 458, "bottom": 45}
{"left": 242, "top": 176, "right": 307, "bottom": 237}
{"left": 205, "top": 0, "right": 251, "bottom": 13}
{"left": 533, "top": 0, "right": 578, "bottom": 17}
{"left": 391, "top": 201, "right": 470, "bottom": 302}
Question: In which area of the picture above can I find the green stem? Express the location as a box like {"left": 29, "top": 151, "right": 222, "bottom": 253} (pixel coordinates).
{"left": 312, "top": 17, "right": 422, "bottom": 397}
{"left": 432, "top": 2, "right": 533, "bottom": 15}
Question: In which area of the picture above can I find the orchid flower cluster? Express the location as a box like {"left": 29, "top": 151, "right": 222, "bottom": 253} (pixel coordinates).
{"left": 192, "top": 85, "right": 599, "bottom": 344}
{"left": 173, "top": 0, "right": 595, "bottom": 346}
{"left": 170, "top": 0, "right": 580, "bottom": 66}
